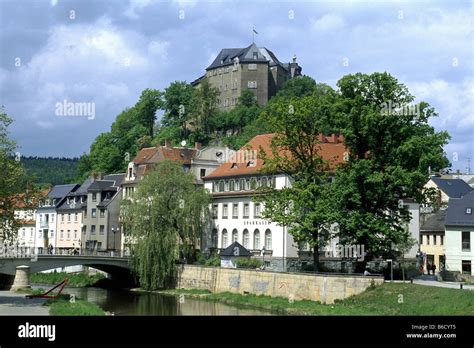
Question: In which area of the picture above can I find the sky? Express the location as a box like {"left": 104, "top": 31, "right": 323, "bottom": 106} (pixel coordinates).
{"left": 0, "top": 0, "right": 472, "bottom": 173}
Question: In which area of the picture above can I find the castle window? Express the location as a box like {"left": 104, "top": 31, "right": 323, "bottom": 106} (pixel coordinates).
{"left": 248, "top": 81, "right": 257, "bottom": 89}
{"left": 253, "top": 52, "right": 258, "bottom": 59}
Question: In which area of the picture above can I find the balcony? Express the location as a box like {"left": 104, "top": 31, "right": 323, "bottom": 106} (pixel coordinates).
{"left": 39, "top": 222, "right": 49, "bottom": 228}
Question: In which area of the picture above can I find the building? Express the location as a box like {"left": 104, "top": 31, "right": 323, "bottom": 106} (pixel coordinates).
{"left": 445, "top": 190, "right": 474, "bottom": 276}
{"left": 35, "top": 184, "right": 79, "bottom": 251}
{"left": 401, "top": 199, "right": 421, "bottom": 259}
{"left": 55, "top": 178, "right": 92, "bottom": 253}
{"left": 420, "top": 209, "right": 446, "bottom": 273}
{"left": 192, "top": 43, "right": 302, "bottom": 110}
{"left": 83, "top": 174, "right": 125, "bottom": 252}
{"left": 202, "top": 133, "right": 346, "bottom": 271}
{"left": 424, "top": 177, "right": 473, "bottom": 210}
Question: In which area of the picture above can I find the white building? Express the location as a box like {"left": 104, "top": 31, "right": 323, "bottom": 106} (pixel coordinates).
{"left": 202, "top": 133, "right": 346, "bottom": 271}
{"left": 14, "top": 208, "right": 36, "bottom": 248}
{"left": 35, "top": 184, "right": 79, "bottom": 251}
{"left": 445, "top": 190, "right": 474, "bottom": 276}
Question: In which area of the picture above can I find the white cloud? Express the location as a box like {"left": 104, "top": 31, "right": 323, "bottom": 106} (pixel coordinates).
{"left": 124, "top": 0, "right": 154, "bottom": 19}
{"left": 311, "top": 14, "right": 345, "bottom": 32}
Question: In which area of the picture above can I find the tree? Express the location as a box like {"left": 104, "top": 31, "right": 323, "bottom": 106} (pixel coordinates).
{"left": 331, "top": 72, "right": 450, "bottom": 269}
{"left": 190, "top": 80, "right": 219, "bottom": 140}
{"left": 0, "top": 107, "right": 39, "bottom": 242}
{"left": 135, "top": 89, "right": 163, "bottom": 138}
{"left": 161, "top": 81, "right": 194, "bottom": 133}
{"left": 275, "top": 76, "right": 318, "bottom": 99}
{"left": 122, "top": 160, "right": 211, "bottom": 290}
{"left": 258, "top": 85, "right": 340, "bottom": 271}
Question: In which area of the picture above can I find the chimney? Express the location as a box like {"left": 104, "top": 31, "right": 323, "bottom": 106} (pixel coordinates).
{"left": 330, "top": 134, "right": 338, "bottom": 144}
{"left": 91, "top": 172, "right": 103, "bottom": 182}
{"left": 164, "top": 140, "right": 172, "bottom": 149}
{"left": 195, "top": 142, "right": 202, "bottom": 150}
{"left": 318, "top": 134, "right": 325, "bottom": 143}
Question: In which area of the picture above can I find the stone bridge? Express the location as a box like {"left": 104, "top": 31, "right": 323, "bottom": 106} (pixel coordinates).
{"left": 0, "top": 254, "right": 134, "bottom": 289}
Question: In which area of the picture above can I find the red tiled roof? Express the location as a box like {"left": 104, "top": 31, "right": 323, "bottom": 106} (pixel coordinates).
{"left": 203, "top": 133, "right": 347, "bottom": 179}
{"left": 132, "top": 146, "right": 198, "bottom": 165}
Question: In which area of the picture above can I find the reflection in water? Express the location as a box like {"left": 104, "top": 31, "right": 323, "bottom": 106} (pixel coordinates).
{"left": 32, "top": 284, "right": 272, "bottom": 316}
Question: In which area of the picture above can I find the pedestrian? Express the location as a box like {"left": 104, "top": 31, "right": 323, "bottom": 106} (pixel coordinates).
{"left": 427, "top": 263, "right": 431, "bottom": 275}
{"left": 432, "top": 263, "right": 436, "bottom": 275}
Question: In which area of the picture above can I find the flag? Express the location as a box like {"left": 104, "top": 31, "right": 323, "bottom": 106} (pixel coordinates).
{"left": 253, "top": 28, "right": 258, "bottom": 35}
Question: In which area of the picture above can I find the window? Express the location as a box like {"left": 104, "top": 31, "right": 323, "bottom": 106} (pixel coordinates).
{"left": 232, "top": 229, "right": 238, "bottom": 243}
{"left": 232, "top": 204, "right": 239, "bottom": 219}
{"left": 219, "top": 181, "right": 225, "bottom": 192}
{"left": 224, "top": 181, "right": 229, "bottom": 192}
{"left": 265, "top": 229, "right": 272, "bottom": 250}
{"left": 60, "top": 230, "right": 64, "bottom": 240}
{"left": 222, "top": 229, "right": 228, "bottom": 248}
{"left": 232, "top": 79, "right": 238, "bottom": 89}
{"left": 229, "top": 180, "right": 235, "bottom": 191}
{"left": 61, "top": 214, "right": 64, "bottom": 222}
{"left": 262, "top": 177, "right": 268, "bottom": 187}
{"left": 200, "top": 169, "right": 206, "bottom": 178}
{"left": 243, "top": 229, "right": 249, "bottom": 248}
{"left": 253, "top": 52, "right": 258, "bottom": 59}
{"left": 254, "top": 203, "right": 261, "bottom": 218}
{"left": 92, "top": 209, "right": 96, "bottom": 218}
{"left": 84, "top": 210, "right": 87, "bottom": 219}
{"left": 21, "top": 228, "right": 25, "bottom": 238}
{"left": 128, "top": 167, "right": 133, "bottom": 178}
{"left": 433, "top": 235, "right": 437, "bottom": 245}
{"left": 68, "top": 213, "right": 71, "bottom": 222}
{"left": 212, "top": 204, "right": 218, "bottom": 219}
{"left": 440, "top": 235, "right": 444, "bottom": 246}
{"left": 240, "top": 179, "right": 245, "bottom": 190}
{"left": 91, "top": 225, "right": 96, "bottom": 234}
{"left": 224, "top": 98, "right": 229, "bottom": 107}
{"left": 462, "top": 260, "right": 472, "bottom": 274}
{"left": 462, "top": 232, "right": 471, "bottom": 251}
{"left": 250, "top": 177, "right": 257, "bottom": 190}
{"left": 248, "top": 81, "right": 257, "bottom": 89}
{"left": 51, "top": 214, "right": 54, "bottom": 223}
{"left": 50, "top": 230, "right": 54, "bottom": 237}
{"left": 99, "top": 225, "right": 105, "bottom": 235}
{"left": 245, "top": 179, "right": 250, "bottom": 190}
{"left": 426, "top": 235, "right": 430, "bottom": 245}
{"left": 244, "top": 204, "right": 249, "bottom": 218}
{"left": 74, "top": 230, "right": 78, "bottom": 239}
{"left": 222, "top": 204, "right": 228, "bottom": 219}
{"left": 466, "top": 208, "right": 472, "bottom": 214}
{"left": 100, "top": 209, "right": 105, "bottom": 218}
{"left": 211, "top": 229, "right": 218, "bottom": 248}
{"left": 67, "top": 230, "right": 70, "bottom": 240}
{"left": 235, "top": 180, "right": 240, "bottom": 191}
{"left": 254, "top": 229, "right": 260, "bottom": 249}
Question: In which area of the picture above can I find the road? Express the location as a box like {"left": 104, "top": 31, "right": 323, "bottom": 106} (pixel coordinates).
{"left": 412, "top": 279, "right": 474, "bottom": 290}
{"left": 0, "top": 290, "right": 49, "bottom": 315}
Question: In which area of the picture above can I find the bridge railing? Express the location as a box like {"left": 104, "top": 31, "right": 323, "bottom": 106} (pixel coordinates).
{"left": 0, "top": 245, "right": 129, "bottom": 258}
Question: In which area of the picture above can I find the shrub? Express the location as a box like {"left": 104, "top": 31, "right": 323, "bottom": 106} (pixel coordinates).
{"left": 235, "top": 258, "right": 263, "bottom": 269}
{"left": 204, "top": 256, "right": 221, "bottom": 267}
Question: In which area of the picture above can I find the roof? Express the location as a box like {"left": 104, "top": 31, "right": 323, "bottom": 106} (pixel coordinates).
{"left": 88, "top": 174, "right": 125, "bottom": 192}
{"left": 220, "top": 241, "right": 252, "bottom": 257}
{"left": 203, "top": 133, "right": 346, "bottom": 180}
{"left": 420, "top": 210, "right": 446, "bottom": 232}
{"left": 48, "top": 184, "right": 78, "bottom": 199}
{"left": 430, "top": 177, "right": 472, "bottom": 198}
{"left": 132, "top": 146, "right": 198, "bottom": 166}
{"left": 206, "top": 43, "right": 286, "bottom": 71}
{"left": 445, "top": 190, "right": 474, "bottom": 226}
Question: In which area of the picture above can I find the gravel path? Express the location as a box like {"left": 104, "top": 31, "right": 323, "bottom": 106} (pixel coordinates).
{"left": 0, "top": 290, "right": 49, "bottom": 315}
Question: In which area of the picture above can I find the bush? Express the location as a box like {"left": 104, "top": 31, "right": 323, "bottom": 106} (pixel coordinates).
{"left": 235, "top": 258, "right": 263, "bottom": 269}
{"left": 204, "top": 256, "right": 221, "bottom": 267}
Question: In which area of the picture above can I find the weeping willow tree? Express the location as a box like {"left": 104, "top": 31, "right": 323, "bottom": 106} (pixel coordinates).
{"left": 122, "top": 160, "right": 211, "bottom": 290}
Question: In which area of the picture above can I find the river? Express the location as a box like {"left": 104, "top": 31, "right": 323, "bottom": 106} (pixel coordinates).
{"left": 32, "top": 284, "right": 273, "bottom": 315}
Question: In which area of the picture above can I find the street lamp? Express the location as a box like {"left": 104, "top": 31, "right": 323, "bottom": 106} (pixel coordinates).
{"left": 111, "top": 227, "right": 117, "bottom": 255}
{"left": 261, "top": 246, "right": 266, "bottom": 270}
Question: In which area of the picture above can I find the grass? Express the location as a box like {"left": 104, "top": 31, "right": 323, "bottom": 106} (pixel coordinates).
{"left": 167, "top": 283, "right": 474, "bottom": 315}
{"left": 30, "top": 271, "right": 105, "bottom": 287}
{"left": 45, "top": 295, "right": 105, "bottom": 316}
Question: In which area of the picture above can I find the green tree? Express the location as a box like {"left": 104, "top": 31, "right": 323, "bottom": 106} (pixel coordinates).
{"left": 0, "top": 107, "right": 39, "bottom": 242}
{"left": 190, "top": 80, "right": 219, "bottom": 140}
{"left": 275, "top": 76, "right": 318, "bottom": 99}
{"left": 258, "top": 85, "right": 340, "bottom": 271}
{"left": 135, "top": 89, "right": 163, "bottom": 138}
{"left": 162, "top": 81, "right": 194, "bottom": 130}
{"left": 332, "top": 72, "right": 450, "bottom": 268}
{"left": 122, "top": 160, "right": 211, "bottom": 290}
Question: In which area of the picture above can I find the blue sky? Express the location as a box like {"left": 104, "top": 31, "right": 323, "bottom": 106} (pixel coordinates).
{"left": 0, "top": 0, "right": 472, "bottom": 173}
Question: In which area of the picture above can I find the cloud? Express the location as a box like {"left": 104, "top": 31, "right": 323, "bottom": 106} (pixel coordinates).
{"left": 311, "top": 14, "right": 345, "bottom": 31}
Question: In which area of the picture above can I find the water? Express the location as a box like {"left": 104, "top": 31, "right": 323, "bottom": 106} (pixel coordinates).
{"left": 32, "top": 284, "right": 273, "bottom": 316}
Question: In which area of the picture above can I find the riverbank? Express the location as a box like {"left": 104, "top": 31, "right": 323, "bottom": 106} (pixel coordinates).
{"left": 25, "top": 287, "right": 105, "bottom": 316}
{"left": 157, "top": 282, "right": 474, "bottom": 315}
{"left": 30, "top": 271, "right": 105, "bottom": 287}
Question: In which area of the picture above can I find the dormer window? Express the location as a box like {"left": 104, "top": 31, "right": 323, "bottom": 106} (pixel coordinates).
{"left": 231, "top": 163, "right": 238, "bottom": 169}
{"left": 467, "top": 208, "right": 472, "bottom": 215}
{"left": 253, "top": 52, "right": 258, "bottom": 60}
